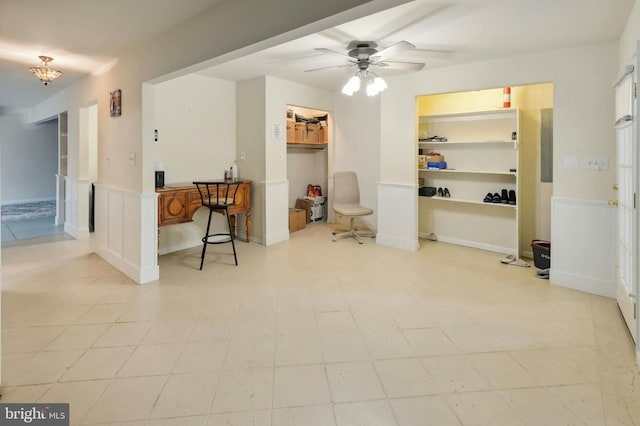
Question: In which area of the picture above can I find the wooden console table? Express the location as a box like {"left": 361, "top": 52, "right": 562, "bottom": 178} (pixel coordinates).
{"left": 156, "top": 180, "right": 252, "bottom": 242}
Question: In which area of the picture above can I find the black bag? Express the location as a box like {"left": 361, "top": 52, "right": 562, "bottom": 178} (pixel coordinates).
{"left": 419, "top": 187, "right": 436, "bottom": 197}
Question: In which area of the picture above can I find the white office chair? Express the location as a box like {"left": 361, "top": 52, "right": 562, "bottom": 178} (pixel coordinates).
{"left": 332, "top": 171, "right": 375, "bottom": 244}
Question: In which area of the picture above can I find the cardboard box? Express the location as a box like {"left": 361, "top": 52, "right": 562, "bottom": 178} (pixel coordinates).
{"left": 305, "top": 123, "right": 320, "bottom": 143}
{"left": 426, "top": 154, "right": 444, "bottom": 163}
{"left": 318, "top": 127, "right": 327, "bottom": 144}
{"left": 295, "top": 199, "right": 312, "bottom": 223}
{"left": 289, "top": 208, "right": 306, "bottom": 232}
{"left": 286, "top": 120, "right": 295, "bottom": 142}
{"left": 294, "top": 123, "right": 306, "bottom": 143}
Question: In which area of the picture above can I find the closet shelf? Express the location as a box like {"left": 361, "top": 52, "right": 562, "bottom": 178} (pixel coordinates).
{"left": 420, "top": 195, "right": 517, "bottom": 208}
{"left": 287, "top": 143, "right": 327, "bottom": 151}
{"left": 418, "top": 140, "right": 517, "bottom": 147}
{"left": 418, "top": 168, "right": 516, "bottom": 176}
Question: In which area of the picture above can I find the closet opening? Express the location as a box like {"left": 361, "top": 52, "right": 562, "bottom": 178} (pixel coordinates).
{"left": 416, "top": 83, "right": 554, "bottom": 259}
{"left": 286, "top": 105, "right": 330, "bottom": 232}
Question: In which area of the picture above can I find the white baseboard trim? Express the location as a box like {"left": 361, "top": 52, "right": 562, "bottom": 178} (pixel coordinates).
{"left": 95, "top": 245, "right": 159, "bottom": 284}
{"left": 521, "top": 250, "right": 533, "bottom": 259}
{"left": 266, "top": 230, "right": 290, "bottom": 246}
{"left": 550, "top": 269, "right": 615, "bottom": 298}
{"left": 1, "top": 197, "right": 56, "bottom": 205}
{"left": 158, "top": 239, "right": 201, "bottom": 256}
{"left": 424, "top": 233, "right": 517, "bottom": 256}
{"left": 64, "top": 223, "right": 90, "bottom": 240}
{"left": 376, "top": 233, "right": 419, "bottom": 251}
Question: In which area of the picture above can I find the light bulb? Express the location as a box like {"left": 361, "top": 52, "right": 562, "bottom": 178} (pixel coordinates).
{"left": 342, "top": 75, "right": 361, "bottom": 96}
{"left": 373, "top": 76, "right": 387, "bottom": 92}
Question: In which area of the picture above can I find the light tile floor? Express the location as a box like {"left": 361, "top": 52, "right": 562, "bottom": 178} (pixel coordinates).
{"left": 2, "top": 223, "right": 640, "bottom": 425}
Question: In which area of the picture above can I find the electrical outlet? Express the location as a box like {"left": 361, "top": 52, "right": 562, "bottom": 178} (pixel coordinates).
{"left": 596, "top": 157, "right": 609, "bottom": 170}
{"left": 240, "top": 152, "right": 246, "bottom": 161}
{"left": 584, "top": 157, "right": 609, "bottom": 170}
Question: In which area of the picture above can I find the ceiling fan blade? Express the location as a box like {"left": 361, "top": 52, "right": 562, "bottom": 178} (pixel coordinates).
{"left": 304, "top": 63, "right": 354, "bottom": 73}
{"left": 314, "top": 47, "right": 352, "bottom": 60}
{"left": 370, "top": 40, "right": 415, "bottom": 62}
{"left": 372, "top": 61, "right": 425, "bottom": 71}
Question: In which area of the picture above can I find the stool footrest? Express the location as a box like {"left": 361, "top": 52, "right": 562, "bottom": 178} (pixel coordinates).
{"left": 202, "top": 233, "right": 233, "bottom": 244}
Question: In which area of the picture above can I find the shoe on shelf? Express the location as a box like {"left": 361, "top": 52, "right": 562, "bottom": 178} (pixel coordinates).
{"left": 492, "top": 193, "right": 502, "bottom": 203}
{"left": 501, "top": 189, "right": 508, "bottom": 204}
{"left": 437, "top": 187, "right": 444, "bottom": 197}
{"left": 443, "top": 188, "right": 451, "bottom": 198}
{"left": 483, "top": 192, "right": 493, "bottom": 202}
{"left": 508, "top": 190, "right": 516, "bottom": 205}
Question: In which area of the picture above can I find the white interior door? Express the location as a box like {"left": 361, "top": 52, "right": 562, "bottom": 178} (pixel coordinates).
{"left": 614, "top": 64, "right": 637, "bottom": 343}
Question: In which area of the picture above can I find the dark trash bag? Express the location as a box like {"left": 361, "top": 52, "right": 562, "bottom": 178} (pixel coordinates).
{"left": 531, "top": 240, "right": 551, "bottom": 269}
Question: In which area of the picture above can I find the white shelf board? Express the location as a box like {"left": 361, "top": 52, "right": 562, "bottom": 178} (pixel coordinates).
{"left": 419, "top": 108, "right": 518, "bottom": 123}
{"left": 420, "top": 195, "right": 517, "bottom": 208}
{"left": 418, "top": 140, "right": 517, "bottom": 147}
{"left": 418, "top": 168, "right": 516, "bottom": 176}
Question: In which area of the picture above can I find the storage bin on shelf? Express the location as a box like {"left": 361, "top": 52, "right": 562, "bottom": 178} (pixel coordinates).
{"left": 303, "top": 195, "right": 326, "bottom": 221}
{"left": 427, "top": 161, "right": 447, "bottom": 170}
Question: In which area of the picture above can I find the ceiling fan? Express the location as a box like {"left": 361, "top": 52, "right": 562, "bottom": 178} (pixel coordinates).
{"left": 306, "top": 40, "right": 426, "bottom": 73}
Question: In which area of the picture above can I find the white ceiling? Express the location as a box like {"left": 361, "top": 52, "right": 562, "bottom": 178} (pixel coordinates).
{"left": 200, "top": 0, "right": 635, "bottom": 90}
{"left": 0, "top": 0, "right": 634, "bottom": 107}
{"left": 0, "top": 0, "right": 222, "bottom": 107}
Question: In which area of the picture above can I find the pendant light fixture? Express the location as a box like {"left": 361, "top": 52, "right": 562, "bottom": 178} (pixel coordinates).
{"left": 29, "top": 56, "right": 63, "bottom": 86}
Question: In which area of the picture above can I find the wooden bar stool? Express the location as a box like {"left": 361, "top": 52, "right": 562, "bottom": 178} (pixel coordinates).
{"left": 193, "top": 180, "right": 241, "bottom": 269}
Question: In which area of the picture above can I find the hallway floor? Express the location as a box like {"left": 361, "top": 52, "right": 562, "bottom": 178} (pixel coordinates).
{"left": 1, "top": 224, "right": 639, "bottom": 425}
{"left": 1, "top": 217, "right": 66, "bottom": 243}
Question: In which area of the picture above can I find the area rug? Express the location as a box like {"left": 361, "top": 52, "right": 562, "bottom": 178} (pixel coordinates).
{"left": 1, "top": 200, "right": 56, "bottom": 222}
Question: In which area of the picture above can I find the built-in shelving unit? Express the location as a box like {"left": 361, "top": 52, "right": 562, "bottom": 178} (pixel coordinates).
{"left": 418, "top": 108, "right": 520, "bottom": 255}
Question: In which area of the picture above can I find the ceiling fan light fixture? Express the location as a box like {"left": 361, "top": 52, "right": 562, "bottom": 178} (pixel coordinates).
{"left": 342, "top": 74, "right": 361, "bottom": 96}
{"left": 29, "top": 55, "right": 62, "bottom": 86}
{"left": 343, "top": 70, "right": 387, "bottom": 97}
{"left": 367, "top": 75, "right": 387, "bottom": 97}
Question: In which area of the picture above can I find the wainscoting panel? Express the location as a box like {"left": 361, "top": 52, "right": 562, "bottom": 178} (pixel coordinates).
{"left": 550, "top": 197, "right": 616, "bottom": 297}
{"left": 377, "top": 182, "right": 419, "bottom": 251}
{"left": 94, "top": 184, "right": 159, "bottom": 284}
{"left": 265, "top": 180, "right": 289, "bottom": 246}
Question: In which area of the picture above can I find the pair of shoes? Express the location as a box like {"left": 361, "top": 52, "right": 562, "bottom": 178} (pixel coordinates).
{"left": 500, "top": 255, "right": 531, "bottom": 267}
{"left": 438, "top": 187, "right": 451, "bottom": 197}
{"left": 508, "top": 190, "right": 516, "bottom": 205}
{"left": 536, "top": 268, "right": 550, "bottom": 279}
{"left": 483, "top": 192, "right": 502, "bottom": 203}
{"left": 501, "top": 189, "right": 508, "bottom": 204}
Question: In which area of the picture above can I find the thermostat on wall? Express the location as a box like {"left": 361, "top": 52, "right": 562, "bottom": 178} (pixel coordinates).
{"left": 272, "top": 124, "right": 281, "bottom": 139}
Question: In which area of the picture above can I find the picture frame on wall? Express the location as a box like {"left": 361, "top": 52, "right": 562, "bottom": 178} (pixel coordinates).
{"left": 110, "top": 89, "right": 122, "bottom": 117}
